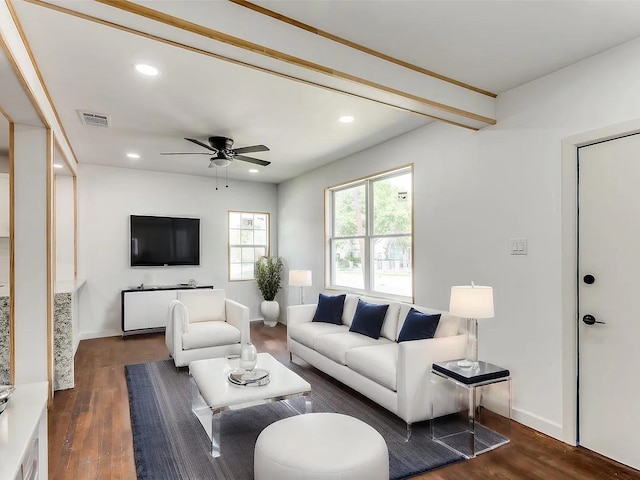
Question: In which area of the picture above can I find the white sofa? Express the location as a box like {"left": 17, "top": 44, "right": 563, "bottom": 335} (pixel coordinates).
{"left": 166, "top": 289, "right": 250, "bottom": 367}
{"left": 287, "top": 294, "right": 467, "bottom": 427}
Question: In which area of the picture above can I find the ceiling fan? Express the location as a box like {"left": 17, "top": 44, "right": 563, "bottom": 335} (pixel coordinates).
{"left": 162, "top": 136, "right": 271, "bottom": 167}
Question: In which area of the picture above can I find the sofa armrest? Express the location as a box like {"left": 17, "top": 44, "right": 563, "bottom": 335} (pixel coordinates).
{"left": 225, "top": 298, "right": 250, "bottom": 344}
{"left": 396, "top": 333, "right": 467, "bottom": 424}
{"left": 167, "top": 300, "right": 188, "bottom": 357}
{"left": 287, "top": 304, "right": 317, "bottom": 327}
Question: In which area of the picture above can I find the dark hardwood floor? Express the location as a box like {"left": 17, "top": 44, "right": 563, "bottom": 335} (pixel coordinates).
{"left": 49, "top": 323, "right": 640, "bottom": 480}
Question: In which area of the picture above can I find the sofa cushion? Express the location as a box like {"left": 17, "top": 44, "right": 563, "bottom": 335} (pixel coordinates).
{"left": 178, "top": 289, "right": 226, "bottom": 324}
{"left": 346, "top": 343, "right": 398, "bottom": 391}
{"left": 314, "top": 331, "right": 392, "bottom": 365}
{"left": 182, "top": 321, "right": 240, "bottom": 350}
{"left": 349, "top": 300, "right": 389, "bottom": 339}
{"left": 397, "top": 304, "right": 460, "bottom": 339}
{"left": 397, "top": 308, "right": 440, "bottom": 342}
{"left": 288, "top": 322, "right": 349, "bottom": 349}
{"left": 312, "top": 293, "right": 346, "bottom": 325}
{"left": 341, "top": 294, "right": 360, "bottom": 326}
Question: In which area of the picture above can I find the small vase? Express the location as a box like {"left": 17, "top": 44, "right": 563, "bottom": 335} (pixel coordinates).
{"left": 239, "top": 342, "right": 258, "bottom": 372}
{"left": 261, "top": 300, "right": 280, "bottom": 327}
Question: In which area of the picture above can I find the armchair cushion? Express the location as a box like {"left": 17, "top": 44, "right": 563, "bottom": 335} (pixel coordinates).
{"left": 178, "top": 289, "right": 226, "bottom": 323}
{"left": 182, "top": 321, "right": 241, "bottom": 350}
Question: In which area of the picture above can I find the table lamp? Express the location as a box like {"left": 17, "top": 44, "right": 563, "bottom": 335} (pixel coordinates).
{"left": 289, "top": 270, "right": 312, "bottom": 304}
{"left": 449, "top": 282, "right": 494, "bottom": 369}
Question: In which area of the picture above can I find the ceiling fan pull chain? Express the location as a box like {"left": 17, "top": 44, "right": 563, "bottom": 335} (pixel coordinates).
{"left": 215, "top": 166, "right": 219, "bottom": 191}
{"left": 226, "top": 166, "right": 229, "bottom": 188}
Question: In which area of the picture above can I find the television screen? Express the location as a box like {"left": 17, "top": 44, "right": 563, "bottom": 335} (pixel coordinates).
{"left": 130, "top": 215, "right": 200, "bottom": 266}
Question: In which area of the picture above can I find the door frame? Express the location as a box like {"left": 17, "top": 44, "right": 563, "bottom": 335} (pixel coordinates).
{"left": 561, "top": 118, "right": 640, "bottom": 445}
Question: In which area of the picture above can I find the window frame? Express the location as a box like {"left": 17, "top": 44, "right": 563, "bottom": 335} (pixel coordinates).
{"left": 325, "top": 165, "right": 413, "bottom": 302}
{"left": 228, "top": 210, "right": 270, "bottom": 282}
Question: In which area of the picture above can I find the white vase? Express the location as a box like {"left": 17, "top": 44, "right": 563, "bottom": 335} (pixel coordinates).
{"left": 261, "top": 300, "right": 280, "bottom": 327}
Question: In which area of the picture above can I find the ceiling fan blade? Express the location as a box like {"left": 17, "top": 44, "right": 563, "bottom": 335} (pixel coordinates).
{"left": 185, "top": 137, "right": 217, "bottom": 152}
{"left": 235, "top": 154, "right": 271, "bottom": 166}
{"left": 233, "top": 145, "right": 270, "bottom": 155}
{"left": 160, "top": 152, "right": 212, "bottom": 155}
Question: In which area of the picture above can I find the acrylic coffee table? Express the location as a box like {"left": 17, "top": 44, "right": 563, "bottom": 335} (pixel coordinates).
{"left": 189, "top": 352, "right": 312, "bottom": 457}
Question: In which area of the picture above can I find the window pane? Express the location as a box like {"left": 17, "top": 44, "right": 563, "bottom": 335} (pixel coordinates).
{"left": 241, "top": 213, "right": 254, "bottom": 228}
{"left": 241, "top": 263, "right": 254, "bottom": 279}
{"left": 230, "top": 247, "right": 242, "bottom": 263}
{"left": 254, "top": 214, "right": 267, "bottom": 230}
{"left": 373, "top": 173, "right": 412, "bottom": 235}
{"left": 241, "top": 230, "right": 254, "bottom": 245}
{"left": 254, "top": 230, "right": 267, "bottom": 245}
{"left": 373, "top": 236, "right": 412, "bottom": 296}
{"left": 334, "top": 184, "right": 366, "bottom": 237}
{"left": 333, "top": 238, "right": 364, "bottom": 289}
{"left": 229, "top": 263, "right": 242, "bottom": 280}
{"left": 241, "top": 247, "right": 255, "bottom": 263}
{"left": 255, "top": 247, "right": 266, "bottom": 259}
{"left": 229, "top": 228, "right": 241, "bottom": 244}
{"left": 229, "top": 212, "right": 241, "bottom": 229}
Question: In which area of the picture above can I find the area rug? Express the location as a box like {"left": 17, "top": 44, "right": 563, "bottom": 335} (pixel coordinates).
{"left": 125, "top": 358, "right": 464, "bottom": 480}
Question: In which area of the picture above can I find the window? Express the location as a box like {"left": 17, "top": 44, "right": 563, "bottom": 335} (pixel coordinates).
{"left": 327, "top": 167, "right": 412, "bottom": 300}
{"left": 229, "top": 211, "right": 269, "bottom": 281}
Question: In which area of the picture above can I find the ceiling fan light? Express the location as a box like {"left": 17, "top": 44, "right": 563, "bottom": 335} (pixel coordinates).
{"left": 211, "top": 158, "right": 232, "bottom": 168}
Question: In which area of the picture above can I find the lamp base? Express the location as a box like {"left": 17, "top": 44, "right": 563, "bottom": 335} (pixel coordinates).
{"left": 457, "top": 359, "right": 479, "bottom": 369}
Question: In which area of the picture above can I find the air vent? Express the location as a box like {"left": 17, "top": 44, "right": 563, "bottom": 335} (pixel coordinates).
{"left": 78, "top": 111, "right": 110, "bottom": 127}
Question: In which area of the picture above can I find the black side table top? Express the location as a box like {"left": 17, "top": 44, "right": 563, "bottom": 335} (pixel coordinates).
{"left": 433, "top": 360, "right": 510, "bottom": 385}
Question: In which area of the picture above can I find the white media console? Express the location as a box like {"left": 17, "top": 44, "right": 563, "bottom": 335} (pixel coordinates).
{"left": 121, "top": 284, "right": 213, "bottom": 335}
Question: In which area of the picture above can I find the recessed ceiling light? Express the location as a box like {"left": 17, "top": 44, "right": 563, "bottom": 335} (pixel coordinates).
{"left": 249, "top": 169, "right": 259, "bottom": 173}
{"left": 127, "top": 153, "right": 140, "bottom": 159}
{"left": 135, "top": 64, "right": 159, "bottom": 76}
{"left": 53, "top": 163, "right": 63, "bottom": 169}
{"left": 338, "top": 115, "right": 354, "bottom": 123}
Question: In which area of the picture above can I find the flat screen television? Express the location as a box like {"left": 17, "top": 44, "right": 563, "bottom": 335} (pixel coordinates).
{"left": 130, "top": 215, "right": 200, "bottom": 266}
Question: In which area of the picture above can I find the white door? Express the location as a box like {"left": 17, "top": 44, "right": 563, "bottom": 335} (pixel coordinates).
{"left": 578, "top": 133, "right": 640, "bottom": 470}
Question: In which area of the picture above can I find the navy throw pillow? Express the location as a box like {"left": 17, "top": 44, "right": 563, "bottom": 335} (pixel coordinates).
{"left": 398, "top": 308, "right": 441, "bottom": 342}
{"left": 312, "top": 293, "right": 346, "bottom": 325}
{"left": 349, "top": 299, "right": 389, "bottom": 339}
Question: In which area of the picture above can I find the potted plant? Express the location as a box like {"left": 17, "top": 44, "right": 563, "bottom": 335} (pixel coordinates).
{"left": 255, "top": 256, "right": 284, "bottom": 327}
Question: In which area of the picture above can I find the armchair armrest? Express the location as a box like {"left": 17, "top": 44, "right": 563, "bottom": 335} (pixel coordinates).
{"left": 167, "top": 300, "right": 188, "bottom": 357}
{"left": 396, "top": 333, "right": 467, "bottom": 424}
{"left": 225, "top": 298, "right": 250, "bottom": 344}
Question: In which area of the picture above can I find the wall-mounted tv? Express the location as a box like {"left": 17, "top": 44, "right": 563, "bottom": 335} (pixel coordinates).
{"left": 130, "top": 215, "right": 200, "bottom": 267}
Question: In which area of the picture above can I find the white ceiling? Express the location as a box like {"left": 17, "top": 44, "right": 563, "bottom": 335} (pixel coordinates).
{"left": 4, "top": 0, "right": 640, "bottom": 184}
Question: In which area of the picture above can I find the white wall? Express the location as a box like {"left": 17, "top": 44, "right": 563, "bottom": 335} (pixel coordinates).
{"left": 55, "top": 176, "right": 74, "bottom": 281}
{"left": 77, "top": 164, "right": 278, "bottom": 338}
{"left": 278, "top": 36, "right": 640, "bottom": 442}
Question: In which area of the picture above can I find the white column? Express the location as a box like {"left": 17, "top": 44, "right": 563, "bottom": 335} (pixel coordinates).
{"left": 12, "top": 123, "right": 53, "bottom": 385}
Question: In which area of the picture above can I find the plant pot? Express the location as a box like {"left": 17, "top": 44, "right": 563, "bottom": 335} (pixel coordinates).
{"left": 261, "top": 300, "right": 280, "bottom": 327}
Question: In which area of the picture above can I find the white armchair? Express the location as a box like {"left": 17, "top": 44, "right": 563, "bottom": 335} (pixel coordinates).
{"left": 166, "top": 289, "right": 250, "bottom": 367}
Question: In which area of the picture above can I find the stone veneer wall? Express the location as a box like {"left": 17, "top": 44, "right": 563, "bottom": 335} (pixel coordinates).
{"left": 54, "top": 292, "right": 73, "bottom": 390}
{"left": 0, "top": 296, "right": 9, "bottom": 384}
{"left": 0, "top": 293, "right": 75, "bottom": 389}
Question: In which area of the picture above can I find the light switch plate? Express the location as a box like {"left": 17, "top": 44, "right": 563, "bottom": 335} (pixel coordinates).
{"left": 510, "top": 238, "right": 528, "bottom": 255}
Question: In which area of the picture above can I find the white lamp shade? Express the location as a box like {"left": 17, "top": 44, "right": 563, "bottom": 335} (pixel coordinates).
{"left": 449, "top": 285, "right": 494, "bottom": 318}
{"left": 289, "top": 270, "right": 312, "bottom": 287}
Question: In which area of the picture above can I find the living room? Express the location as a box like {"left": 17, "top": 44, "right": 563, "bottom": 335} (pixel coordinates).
{"left": 2, "top": 1, "right": 640, "bottom": 479}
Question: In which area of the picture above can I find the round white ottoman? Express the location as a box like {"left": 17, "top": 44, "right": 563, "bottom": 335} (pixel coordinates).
{"left": 254, "top": 412, "right": 389, "bottom": 480}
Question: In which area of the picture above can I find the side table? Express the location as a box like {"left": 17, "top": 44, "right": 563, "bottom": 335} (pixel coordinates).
{"left": 430, "top": 360, "right": 511, "bottom": 458}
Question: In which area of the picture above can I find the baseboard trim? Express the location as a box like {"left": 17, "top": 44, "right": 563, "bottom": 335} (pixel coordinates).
{"left": 512, "top": 406, "right": 564, "bottom": 442}
{"left": 78, "top": 329, "right": 122, "bottom": 340}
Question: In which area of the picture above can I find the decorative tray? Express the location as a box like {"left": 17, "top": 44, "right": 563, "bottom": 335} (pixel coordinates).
{"left": 0, "top": 385, "right": 15, "bottom": 414}
{"left": 228, "top": 368, "right": 270, "bottom": 387}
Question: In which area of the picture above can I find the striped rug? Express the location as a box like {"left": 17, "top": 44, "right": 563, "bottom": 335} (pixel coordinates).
{"left": 125, "top": 358, "right": 463, "bottom": 479}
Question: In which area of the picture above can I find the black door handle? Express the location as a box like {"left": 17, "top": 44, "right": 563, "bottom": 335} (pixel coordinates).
{"left": 583, "top": 314, "right": 606, "bottom": 325}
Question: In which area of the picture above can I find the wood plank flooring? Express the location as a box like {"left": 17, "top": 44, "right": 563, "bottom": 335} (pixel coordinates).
{"left": 49, "top": 323, "right": 640, "bottom": 479}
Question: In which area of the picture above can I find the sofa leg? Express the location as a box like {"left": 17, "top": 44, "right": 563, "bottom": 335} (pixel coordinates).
{"left": 405, "top": 423, "right": 412, "bottom": 442}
